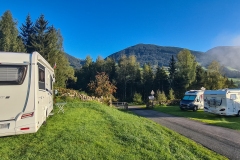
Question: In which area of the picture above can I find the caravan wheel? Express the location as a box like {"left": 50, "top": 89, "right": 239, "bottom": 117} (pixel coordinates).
{"left": 237, "top": 111, "right": 240, "bottom": 117}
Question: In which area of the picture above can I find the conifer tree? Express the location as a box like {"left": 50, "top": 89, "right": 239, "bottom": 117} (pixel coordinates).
{"left": 0, "top": 10, "right": 25, "bottom": 52}
{"left": 154, "top": 66, "right": 169, "bottom": 95}
{"left": 142, "top": 63, "right": 154, "bottom": 101}
{"left": 168, "top": 55, "right": 177, "bottom": 86}
{"left": 20, "top": 14, "right": 35, "bottom": 53}
{"left": 31, "top": 14, "right": 49, "bottom": 57}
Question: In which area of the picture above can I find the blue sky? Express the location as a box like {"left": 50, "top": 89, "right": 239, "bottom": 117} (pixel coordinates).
{"left": 1, "top": 0, "right": 240, "bottom": 60}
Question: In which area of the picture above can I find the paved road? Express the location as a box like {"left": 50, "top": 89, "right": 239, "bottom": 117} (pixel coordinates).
{"left": 128, "top": 106, "right": 240, "bottom": 160}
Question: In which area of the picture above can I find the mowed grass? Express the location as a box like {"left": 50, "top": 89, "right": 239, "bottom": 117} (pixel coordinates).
{"left": 154, "top": 105, "right": 240, "bottom": 130}
{"left": 0, "top": 102, "right": 227, "bottom": 160}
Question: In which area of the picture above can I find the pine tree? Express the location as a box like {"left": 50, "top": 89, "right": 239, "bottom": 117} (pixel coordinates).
{"left": 142, "top": 63, "right": 154, "bottom": 101}
{"left": 0, "top": 10, "right": 25, "bottom": 52}
{"left": 20, "top": 14, "right": 35, "bottom": 53}
{"left": 190, "top": 65, "right": 206, "bottom": 89}
{"left": 154, "top": 66, "right": 169, "bottom": 95}
{"left": 31, "top": 14, "right": 49, "bottom": 57}
{"left": 168, "top": 55, "right": 177, "bottom": 87}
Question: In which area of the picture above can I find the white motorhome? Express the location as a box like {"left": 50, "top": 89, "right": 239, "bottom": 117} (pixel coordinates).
{"left": 180, "top": 90, "right": 204, "bottom": 111}
{"left": 204, "top": 89, "right": 240, "bottom": 116}
{"left": 0, "top": 51, "right": 55, "bottom": 137}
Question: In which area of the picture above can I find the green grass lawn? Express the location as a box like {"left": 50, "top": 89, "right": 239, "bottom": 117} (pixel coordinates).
{"left": 0, "top": 101, "right": 227, "bottom": 160}
{"left": 154, "top": 105, "right": 240, "bottom": 130}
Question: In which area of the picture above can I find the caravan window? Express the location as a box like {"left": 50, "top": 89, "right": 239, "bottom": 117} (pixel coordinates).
{"left": 38, "top": 63, "right": 45, "bottom": 90}
{"left": 0, "top": 65, "right": 27, "bottom": 85}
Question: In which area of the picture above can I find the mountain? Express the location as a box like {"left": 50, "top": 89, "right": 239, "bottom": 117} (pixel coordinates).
{"left": 107, "top": 44, "right": 204, "bottom": 67}
{"left": 66, "top": 44, "right": 240, "bottom": 78}
{"left": 65, "top": 53, "right": 85, "bottom": 69}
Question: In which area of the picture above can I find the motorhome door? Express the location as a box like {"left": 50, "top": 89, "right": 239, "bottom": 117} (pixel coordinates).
{"left": 229, "top": 94, "right": 237, "bottom": 112}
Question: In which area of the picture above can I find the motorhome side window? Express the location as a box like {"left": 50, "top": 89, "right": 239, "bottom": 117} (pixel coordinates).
{"left": 230, "top": 94, "right": 237, "bottom": 100}
{"left": 0, "top": 65, "right": 27, "bottom": 85}
{"left": 38, "top": 63, "right": 45, "bottom": 90}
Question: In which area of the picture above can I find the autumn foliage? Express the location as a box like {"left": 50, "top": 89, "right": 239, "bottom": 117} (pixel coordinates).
{"left": 88, "top": 72, "right": 117, "bottom": 98}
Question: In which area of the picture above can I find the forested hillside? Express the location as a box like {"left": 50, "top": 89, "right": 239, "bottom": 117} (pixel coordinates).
{"left": 65, "top": 53, "right": 85, "bottom": 69}
{"left": 67, "top": 44, "right": 240, "bottom": 78}
{"left": 107, "top": 44, "right": 204, "bottom": 67}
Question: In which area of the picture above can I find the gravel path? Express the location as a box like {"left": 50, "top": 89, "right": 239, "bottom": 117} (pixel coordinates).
{"left": 128, "top": 106, "right": 240, "bottom": 160}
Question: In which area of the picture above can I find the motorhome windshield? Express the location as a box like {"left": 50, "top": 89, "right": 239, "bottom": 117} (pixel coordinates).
{"left": 182, "top": 95, "right": 196, "bottom": 101}
{"left": 0, "top": 65, "right": 27, "bottom": 85}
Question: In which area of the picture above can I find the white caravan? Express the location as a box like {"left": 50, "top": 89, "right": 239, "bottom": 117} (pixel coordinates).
{"left": 0, "top": 51, "right": 55, "bottom": 137}
{"left": 204, "top": 89, "right": 240, "bottom": 116}
{"left": 180, "top": 90, "right": 204, "bottom": 111}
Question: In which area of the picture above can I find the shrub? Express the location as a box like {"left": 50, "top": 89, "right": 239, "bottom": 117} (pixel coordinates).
{"left": 133, "top": 93, "right": 143, "bottom": 104}
{"left": 156, "top": 90, "right": 167, "bottom": 105}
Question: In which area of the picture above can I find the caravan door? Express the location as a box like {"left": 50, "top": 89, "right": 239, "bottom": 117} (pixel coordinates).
{"left": 229, "top": 94, "right": 237, "bottom": 113}
{"left": 37, "top": 63, "right": 47, "bottom": 125}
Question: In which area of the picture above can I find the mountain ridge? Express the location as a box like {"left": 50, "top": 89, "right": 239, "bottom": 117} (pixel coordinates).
{"left": 66, "top": 44, "right": 240, "bottom": 77}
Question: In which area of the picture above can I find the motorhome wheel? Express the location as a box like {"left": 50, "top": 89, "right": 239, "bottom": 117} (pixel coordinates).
{"left": 237, "top": 111, "right": 240, "bottom": 117}
{"left": 193, "top": 106, "right": 197, "bottom": 112}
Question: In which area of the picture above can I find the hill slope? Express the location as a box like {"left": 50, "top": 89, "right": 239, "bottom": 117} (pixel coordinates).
{"left": 0, "top": 101, "right": 226, "bottom": 159}
{"left": 107, "top": 44, "right": 204, "bottom": 67}
{"left": 67, "top": 44, "right": 240, "bottom": 78}
{"left": 203, "top": 46, "right": 240, "bottom": 70}
{"left": 65, "top": 53, "right": 85, "bottom": 69}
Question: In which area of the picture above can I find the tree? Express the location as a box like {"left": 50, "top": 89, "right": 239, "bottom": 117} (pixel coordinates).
{"left": 171, "top": 73, "right": 188, "bottom": 99}
{"left": 190, "top": 65, "right": 206, "bottom": 89}
{"left": 228, "top": 79, "right": 237, "bottom": 88}
{"left": 133, "top": 93, "right": 143, "bottom": 104}
{"left": 29, "top": 15, "right": 76, "bottom": 88}
{"left": 156, "top": 90, "right": 167, "bottom": 105}
{"left": 104, "top": 57, "right": 116, "bottom": 81}
{"left": 116, "top": 55, "right": 139, "bottom": 100}
{"left": 168, "top": 88, "right": 175, "bottom": 100}
{"left": 0, "top": 10, "right": 25, "bottom": 52}
{"left": 20, "top": 14, "right": 35, "bottom": 53}
{"left": 30, "top": 14, "right": 49, "bottom": 57}
{"left": 205, "top": 61, "right": 226, "bottom": 90}
{"left": 154, "top": 66, "right": 169, "bottom": 95}
{"left": 168, "top": 55, "right": 177, "bottom": 87}
{"left": 176, "top": 49, "right": 197, "bottom": 89}
{"left": 142, "top": 63, "right": 154, "bottom": 101}
{"left": 88, "top": 72, "right": 117, "bottom": 98}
